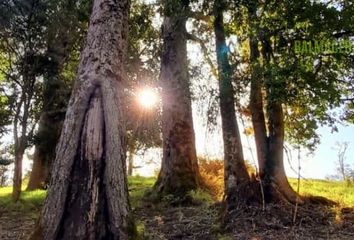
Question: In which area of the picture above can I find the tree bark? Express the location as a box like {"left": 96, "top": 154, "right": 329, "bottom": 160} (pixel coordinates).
{"left": 267, "top": 101, "right": 302, "bottom": 203}
{"left": 154, "top": 0, "right": 200, "bottom": 196}
{"left": 12, "top": 71, "right": 34, "bottom": 201}
{"left": 12, "top": 138, "right": 25, "bottom": 202}
{"left": 247, "top": 3, "right": 302, "bottom": 204}
{"left": 30, "top": 0, "right": 134, "bottom": 239}
{"left": 27, "top": 112, "right": 62, "bottom": 190}
{"left": 249, "top": 37, "right": 268, "bottom": 179}
{"left": 27, "top": 146, "right": 46, "bottom": 190}
{"left": 213, "top": 0, "right": 250, "bottom": 201}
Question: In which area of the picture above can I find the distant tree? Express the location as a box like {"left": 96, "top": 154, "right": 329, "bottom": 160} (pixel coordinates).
{"left": 27, "top": 0, "right": 91, "bottom": 191}
{"left": 154, "top": 0, "right": 201, "bottom": 197}
{"left": 238, "top": 0, "right": 354, "bottom": 204}
{"left": 0, "top": 0, "right": 48, "bottom": 201}
{"left": 30, "top": 0, "right": 134, "bottom": 239}
{"left": 333, "top": 141, "right": 353, "bottom": 184}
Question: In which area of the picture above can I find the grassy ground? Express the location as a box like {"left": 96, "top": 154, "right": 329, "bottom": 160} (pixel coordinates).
{"left": 289, "top": 178, "right": 354, "bottom": 206}
{"left": 0, "top": 177, "right": 353, "bottom": 239}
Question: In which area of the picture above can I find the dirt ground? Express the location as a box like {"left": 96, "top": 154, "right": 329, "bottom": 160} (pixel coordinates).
{"left": 1, "top": 202, "right": 354, "bottom": 239}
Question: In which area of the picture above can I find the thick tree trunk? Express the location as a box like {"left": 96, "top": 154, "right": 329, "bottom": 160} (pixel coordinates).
{"left": 154, "top": 0, "right": 200, "bottom": 196}
{"left": 27, "top": 148, "right": 46, "bottom": 190}
{"left": 214, "top": 0, "right": 249, "bottom": 201}
{"left": 30, "top": 0, "right": 134, "bottom": 239}
{"left": 267, "top": 101, "right": 302, "bottom": 204}
{"left": 27, "top": 113, "right": 62, "bottom": 190}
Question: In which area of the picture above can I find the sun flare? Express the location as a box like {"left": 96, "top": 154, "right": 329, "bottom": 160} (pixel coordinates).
{"left": 138, "top": 87, "right": 158, "bottom": 109}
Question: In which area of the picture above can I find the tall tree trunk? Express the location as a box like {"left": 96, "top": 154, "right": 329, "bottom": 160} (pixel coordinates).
{"left": 247, "top": 4, "right": 301, "bottom": 204}
{"left": 27, "top": 146, "right": 46, "bottom": 190}
{"left": 30, "top": 0, "right": 134, "bottom": 239}
{"left": 267, "top": 101, "right": 301, "bottom": 203}
{"left": 214, "top": 0, "right": 249, "bottom": 202}
{"left": 249, "top": 38, "right": 268, "bottom": 179}
{"left": 154, "top": 0, "right": 200, "bottom": 196}
{"left": 12, "top": 74, "right": 33, "bottom": 202}
{"left": 27, "top": 112, "right": 62, "bottom": 190}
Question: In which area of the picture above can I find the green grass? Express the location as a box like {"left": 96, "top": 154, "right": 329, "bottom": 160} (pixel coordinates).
{"left": 0, "top": 186, "right": 46, "bottom": 212}
{"left": 128, "top": 175, "right": 156, "bottom": 208}
{"left": 289, "top": 178, "right": 354, "bottom": 206}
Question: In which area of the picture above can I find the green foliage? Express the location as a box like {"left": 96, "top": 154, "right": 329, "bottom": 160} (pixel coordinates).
{"left": 126, "top": 0, "right": 162, "bottom": 155}
{"left": 187, "top": 189, "right": 214, "bottom": 205}
{"left": 226, "top": 0, "right": 354, "bottom": 151}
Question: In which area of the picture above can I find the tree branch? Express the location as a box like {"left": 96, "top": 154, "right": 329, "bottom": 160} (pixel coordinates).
{"left": 189, "top": 11, "right": 212, "bottom": 22}
{"left": 186, "top": 33, "right": 218, "bottom": 78}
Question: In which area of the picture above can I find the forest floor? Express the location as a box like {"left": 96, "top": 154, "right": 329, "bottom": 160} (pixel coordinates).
{"left": 0, "top": 176, "right": 354, "bottom": 240}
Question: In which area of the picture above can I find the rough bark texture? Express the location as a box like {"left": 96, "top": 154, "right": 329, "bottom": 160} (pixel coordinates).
{"left": 30, "top": 0, "right": 133, "bottom": 239}
{"left": 154, "top": 0, "right": 200, "bottom": 196}
{"left": 214, "top": 0, "right": 250, "bottom": 202}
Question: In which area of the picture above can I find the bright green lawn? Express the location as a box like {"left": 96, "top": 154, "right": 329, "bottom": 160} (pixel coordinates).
{"left": 289, "top": 178, "right": 354, "bottom": 206}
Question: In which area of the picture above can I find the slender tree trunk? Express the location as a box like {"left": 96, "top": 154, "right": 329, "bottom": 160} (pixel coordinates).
{"left": 214, "top": 0, "right": 249, "bottom": 201}
{"left": 249, "top": 38, "right": 268, "bottom": 179}
{"left": 12, "top": 138, "right": 25, "bottom": 202}
{"left": 154, "top": 0, "right": 200, "bottom": 196}
{"left": 30, "top": 0, "right": 134, "bottom": 239}
{"left": 12, "top": 79, "right": 32, "bottom": 202}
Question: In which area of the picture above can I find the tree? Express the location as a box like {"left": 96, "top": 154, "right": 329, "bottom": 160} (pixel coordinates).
{"left": 213, "top": 0, "right": 250, "bottom": 205}
{"left": 235, "top": 0, "right": 354, "bottom": 204}
{"left": 0, "top": 0, "right": 47, "bottom": 202}
{"left": 154, "top": 0, "right": 200, "bottom": 197}
{"left": 333, "top": 141, "right": 352, "bottom": 184}
{"left": 27, "top": 0, "right": 91, "bottom": 191}
{"left": 30, "top": 0, "right": 134, "bottom": 239}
